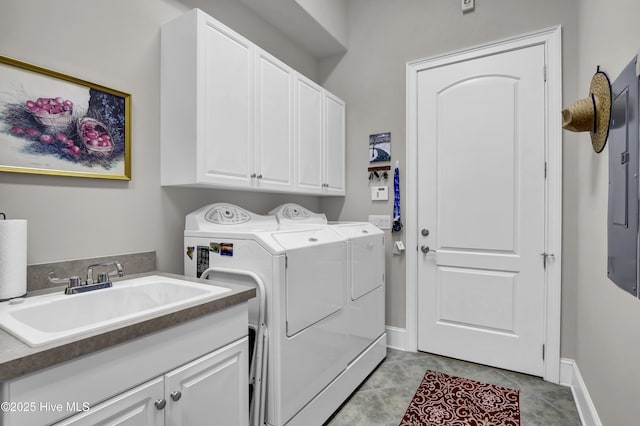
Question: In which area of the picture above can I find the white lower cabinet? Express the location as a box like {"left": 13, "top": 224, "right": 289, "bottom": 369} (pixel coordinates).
{"left": 1, "top": 303, "right": 249, "bottom": 426}
{"left": 57, "top": 338, "right": 248, "bottom": 426}
{"left": 55, "top": 377, "right": 165, "bottom": 426}
{"left": 164, "top": 338, "right": 248, "bottom": 426}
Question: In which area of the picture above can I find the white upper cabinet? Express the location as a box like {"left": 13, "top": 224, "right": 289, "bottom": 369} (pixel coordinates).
{"left": 201, "top": 17, "right": 254, "bottom": 187}
{"left": 161, "top": 9, "right": 254, "bottom": 189}
{"left": 161, "top": 8, "right": 345, "bottom": 196}
{"left": 255, "top": 48, "right": 294, "bottom": 192}
{"left": 294, "top": 74, "right": 346, "bottom": 195}
{"left": 324, "top": 91, "right": 346, "bottom": 195}
{"left": 295, "top": 74, "right": 324, "bottom": 193}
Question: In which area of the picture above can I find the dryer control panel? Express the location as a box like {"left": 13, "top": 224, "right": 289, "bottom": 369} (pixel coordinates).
{"left": 269, "top": 203, "right": 327, "bottom": 224}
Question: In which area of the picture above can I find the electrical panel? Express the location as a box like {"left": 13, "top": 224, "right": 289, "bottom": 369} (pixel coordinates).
{"left": 608, "top": 56, "right": 639, "bottom": 298}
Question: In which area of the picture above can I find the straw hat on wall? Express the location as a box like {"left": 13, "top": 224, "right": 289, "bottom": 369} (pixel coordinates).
{"left": 562, "top": 67, "right": 612, "bottom": 153}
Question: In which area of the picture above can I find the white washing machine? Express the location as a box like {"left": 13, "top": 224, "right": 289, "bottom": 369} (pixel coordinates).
{"left": 269, "top": 204, "right": 386, "bottom": 371}
{"left": 184, "top": 203, "right": 370, "bottom": 426}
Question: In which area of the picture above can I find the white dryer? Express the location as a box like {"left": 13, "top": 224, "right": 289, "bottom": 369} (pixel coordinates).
{"left": 269, "top": 204, "right": 386, "bottom": 369}
{"left": 184, "top": 203, "right": 354, "bottom": 426}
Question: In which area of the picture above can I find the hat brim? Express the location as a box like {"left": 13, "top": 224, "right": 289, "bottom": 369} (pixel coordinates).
{"left": 589, "top": 71, "right": 612, "bottom": 153}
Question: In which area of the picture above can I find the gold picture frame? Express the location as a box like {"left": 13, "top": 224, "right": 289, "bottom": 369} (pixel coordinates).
{"left": 0, "top": 55, "right": 131, "bottom": 180}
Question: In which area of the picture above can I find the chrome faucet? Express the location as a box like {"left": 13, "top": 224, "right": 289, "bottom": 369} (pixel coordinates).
{"left": 86, "top": 261, "right": 124, "bottom": 285}
{"left": 48, "top": 261, "right": 124, "bottom": 295}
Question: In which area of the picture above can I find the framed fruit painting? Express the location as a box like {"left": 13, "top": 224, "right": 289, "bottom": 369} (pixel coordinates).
{"left": 0, "top": 55, "right": 131, "bottom": 180}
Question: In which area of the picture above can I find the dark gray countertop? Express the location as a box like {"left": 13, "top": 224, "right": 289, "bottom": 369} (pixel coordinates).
{"left": 0, "top": 272, "right": 256, "bottom": 382}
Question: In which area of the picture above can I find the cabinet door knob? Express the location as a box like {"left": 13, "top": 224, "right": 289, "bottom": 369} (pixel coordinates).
{"left": 170, "top": 391, "right": 182, "bottom": 401}
{"left": 250, "top": 173, "right": 256, "bottom": 178}
{"left": 257, "top": 174, "right": 263, "bottom": 179}
{"left": 155, "top": 399, "right": 166, "bottom": 410}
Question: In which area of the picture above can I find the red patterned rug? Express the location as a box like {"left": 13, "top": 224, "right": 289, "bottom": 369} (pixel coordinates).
{"left": 399, "top": 370, "right": 520, "bottom": 426}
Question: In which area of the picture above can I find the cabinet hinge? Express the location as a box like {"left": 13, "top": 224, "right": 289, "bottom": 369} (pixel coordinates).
{"left": 542, "top": 344, "right": 546, "bottom": 360}
{"left": 543, "top": 65, "right": 547, "bottom": 82}
{"left": 544, "top": 161, "right": 547, "bottom": 179}
{"left": 382, "top": 273, "right": 385, "bottom": 282}
{"left": 285, "top": 255, "right": 288, "bottom": 268}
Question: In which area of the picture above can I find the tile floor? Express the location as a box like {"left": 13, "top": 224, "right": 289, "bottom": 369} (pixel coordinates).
{"left": 325, "top": 348, "right": 582, "bottom": 426}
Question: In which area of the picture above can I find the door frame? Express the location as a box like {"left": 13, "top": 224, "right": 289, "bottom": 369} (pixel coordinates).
{"left": 405, "top": 26, "right": 563, "bottom": 383}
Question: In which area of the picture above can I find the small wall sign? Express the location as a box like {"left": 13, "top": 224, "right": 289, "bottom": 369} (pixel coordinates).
{"left": 369, "top": 132, "right": 391, "bottom": 162}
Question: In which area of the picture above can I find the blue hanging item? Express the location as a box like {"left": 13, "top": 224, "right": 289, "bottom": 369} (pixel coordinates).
{"left": 393, "top": 160, "right": 402, "bottom": 232}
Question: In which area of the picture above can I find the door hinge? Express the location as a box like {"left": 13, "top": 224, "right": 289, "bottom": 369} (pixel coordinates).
{"left": 544, "top": 161, "right": 547, "bottom": 179}
{"left": 542, "top": 344, "right": 545, "bottom": 360}
{"left": 543, "top": 65, "right": 547, "bottom": 82}
{"left": 285, "top": 255, "right": 288, "bottom": 268}
{"left": 541, "top": 252, "right": 555, "bottom": 269}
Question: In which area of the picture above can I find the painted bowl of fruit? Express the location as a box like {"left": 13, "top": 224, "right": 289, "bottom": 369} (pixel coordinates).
{"left": 77, "top": 117, "right": 114, "bottom": 156}
{"left": 26, "top": 97, "right": 73, "bottom": 128}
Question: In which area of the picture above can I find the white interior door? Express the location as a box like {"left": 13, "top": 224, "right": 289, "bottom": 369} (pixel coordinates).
{"left": 416, "top": 43, "right": 547, "bottom": 376}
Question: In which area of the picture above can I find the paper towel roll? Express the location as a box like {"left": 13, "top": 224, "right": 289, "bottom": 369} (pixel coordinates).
{"left": 0, "top": 220, "right": 27, "bottom": 301}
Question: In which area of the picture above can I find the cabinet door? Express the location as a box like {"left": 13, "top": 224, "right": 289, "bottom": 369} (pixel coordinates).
{"left": 295, "top": 74, "right": 324, "bottom": 193}
{"left": 55, "top": 377, "right": 164, "bottom": 426}
{"left": 165, "top": 338, "right": 248, "bottom": 426}
{"left": 255, "top": 49, "right": 294, "bottom": 191}
{"left": 200, "top": 19, "right": 254, "bottom": 186}
{"left": 324, "top": 92, "right": 346, "bottom": 195}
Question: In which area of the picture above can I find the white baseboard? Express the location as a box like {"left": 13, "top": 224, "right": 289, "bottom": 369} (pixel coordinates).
{"left": 385, "top": 326, "right": 407, "bottom": 351}
{"left": 560, "top": 358, "right": 602, "bottom": 426}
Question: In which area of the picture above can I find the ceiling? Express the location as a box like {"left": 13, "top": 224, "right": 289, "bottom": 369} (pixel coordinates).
{"left": 238, "top": 0, "right": 347, "bottom": 59}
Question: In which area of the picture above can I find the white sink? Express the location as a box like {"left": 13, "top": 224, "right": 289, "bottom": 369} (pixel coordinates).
{"left": 0, "top": 275, "right": 231, "bottom": 347}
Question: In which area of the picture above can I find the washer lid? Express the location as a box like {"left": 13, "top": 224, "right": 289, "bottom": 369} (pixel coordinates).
{"left": 272, "top": 227, "right": 345, "bottom": 250}
{"left": 269, "top": 203, "right": 327, "bottom": 225}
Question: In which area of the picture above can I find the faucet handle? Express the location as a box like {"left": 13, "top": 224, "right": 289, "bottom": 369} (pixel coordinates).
{"left": 48, "top": 273, "right": 82, "bottom": 288}
{"left": 48, "top": 272, "right": 69, "bottom": 286}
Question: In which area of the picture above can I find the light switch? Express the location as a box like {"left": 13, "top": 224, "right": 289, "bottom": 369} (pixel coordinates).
{"left": 370, "top": 186, "right": 389, "bottom": 201}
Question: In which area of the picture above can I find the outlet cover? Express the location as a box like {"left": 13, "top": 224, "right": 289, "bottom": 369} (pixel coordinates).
{"left": 368, "top": 215, "right": 391, "bottom": 230}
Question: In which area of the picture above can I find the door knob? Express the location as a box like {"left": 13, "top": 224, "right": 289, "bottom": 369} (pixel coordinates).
{"left": 154, "top": 399, "right": 166, "bottom": 410}
{"left": 420, "top": 245, "right": 436, "bottom": 254}
{"left": 421, "top": 229, "right": 429, "bottom": 237}
{"left": 170, "top": 391, "right": 182, "bottom": 401}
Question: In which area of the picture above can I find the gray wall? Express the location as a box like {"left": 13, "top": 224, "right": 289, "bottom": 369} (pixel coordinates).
{"left": 574, "top": 0, "right": 640, "bottom": 424}
{"left": 318, "top": 0, "right": 581, "bottom": 356}
{"left": 0, "top": 0, "right": 321, "bottom": 275}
